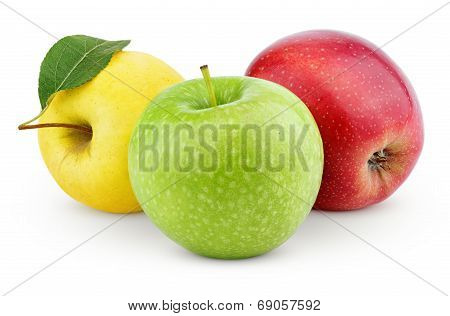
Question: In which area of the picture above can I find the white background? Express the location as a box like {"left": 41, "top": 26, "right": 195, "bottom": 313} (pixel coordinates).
{"left": 0, "top": 0, "right": 449, "bottom": 314}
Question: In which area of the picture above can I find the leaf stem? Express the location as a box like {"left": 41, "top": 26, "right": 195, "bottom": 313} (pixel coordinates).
{"left": 200, "top": 65, "right": 217, "bottom": 107}
{"left": 18, "top": 104, "right": 50, "bottom": 129}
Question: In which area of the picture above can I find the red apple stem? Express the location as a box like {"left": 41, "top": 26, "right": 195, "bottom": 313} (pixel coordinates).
{"left": 368, "top": 149, "right": 390, "bottom": 171}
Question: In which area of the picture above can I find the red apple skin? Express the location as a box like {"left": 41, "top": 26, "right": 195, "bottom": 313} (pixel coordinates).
{"left": 246, "top": 30, "right": 424, "bottom": 211}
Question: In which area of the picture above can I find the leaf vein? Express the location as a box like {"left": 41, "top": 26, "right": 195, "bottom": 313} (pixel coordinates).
{"left": 55, "top": 40, "right": 109, "bottom": 91}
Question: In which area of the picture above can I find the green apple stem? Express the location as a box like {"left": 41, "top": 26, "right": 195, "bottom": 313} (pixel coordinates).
{"left": 200, "top": 65, "right": 217, "bottom": 107}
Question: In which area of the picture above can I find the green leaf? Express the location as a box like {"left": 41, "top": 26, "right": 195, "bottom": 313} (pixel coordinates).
{"left": 38, "top": 35, "right": 130, "bottom": 109}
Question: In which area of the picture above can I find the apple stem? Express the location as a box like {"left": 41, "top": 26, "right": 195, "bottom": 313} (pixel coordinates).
{"left": 18, "top": 123, "right": 93, "bottom": 135}
{"left": 200, "top": 65, "right": 218, "bottom": 107}
{"left": 368, "top": 149, "right": 390, "bottom": 171}
{"left": 18, "top": 105, "right": 92, "bottom": 135}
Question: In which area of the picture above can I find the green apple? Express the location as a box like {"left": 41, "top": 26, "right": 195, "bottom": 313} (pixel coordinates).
{"left": 128, "top": 66, "right": 323, "bottom": 259}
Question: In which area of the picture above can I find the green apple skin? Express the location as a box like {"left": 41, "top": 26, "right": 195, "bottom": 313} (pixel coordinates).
{"left": 128, "top": 77, "right": 323, "bottom": 259}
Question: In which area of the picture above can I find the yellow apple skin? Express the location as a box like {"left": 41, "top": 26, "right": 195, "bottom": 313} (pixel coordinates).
{"left": 38, "top": 51, "right": 183, "bottom": 213}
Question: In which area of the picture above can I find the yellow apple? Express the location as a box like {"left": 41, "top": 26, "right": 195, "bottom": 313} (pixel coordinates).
{"left": 38, "top": 51, "right": 183, "bottom": 213}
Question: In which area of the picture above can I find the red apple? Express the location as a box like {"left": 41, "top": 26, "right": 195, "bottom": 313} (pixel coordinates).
{"left": 246, "top": 30, "right": 424, "bottom": 211}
